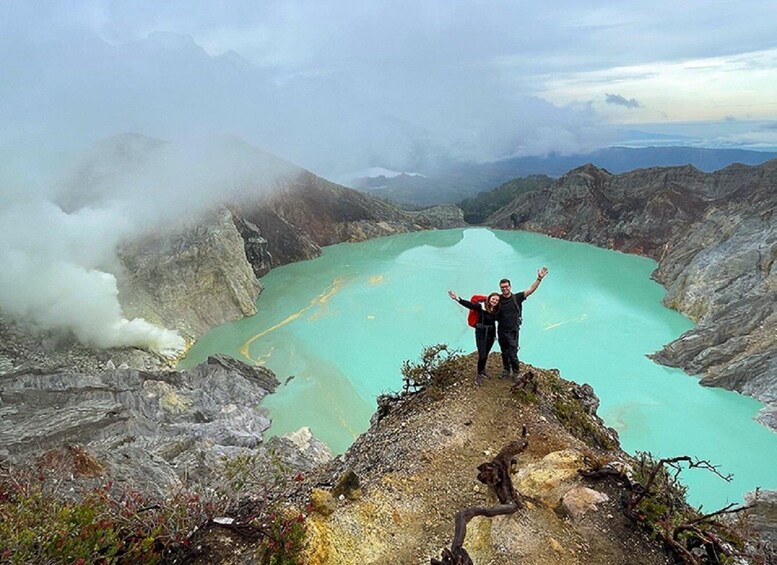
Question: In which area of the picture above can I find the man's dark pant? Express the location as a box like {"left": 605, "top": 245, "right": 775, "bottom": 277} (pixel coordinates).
{"left": 498, "top": 329, "right": 520, "bottom": 374}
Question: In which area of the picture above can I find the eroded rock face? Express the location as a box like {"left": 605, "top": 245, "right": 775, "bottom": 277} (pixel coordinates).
{"left": 0, "top": 355, "right": 316, "bottom": 492}
{"left": 231, "top": 171, "right": 464, "bottom": 270}
{"left": 118, "top": 209, "right": 263, "bottom": 340}
{"left": 488, "top": 160, "right": 777, "bottom": 429}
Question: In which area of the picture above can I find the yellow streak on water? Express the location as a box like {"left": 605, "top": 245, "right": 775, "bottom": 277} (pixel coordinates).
{"left": 253, "top": 345, "right": 276, "bottom": 366}
{"left": 239, "top": 277, "right": 345, "bottom": 362}
{"left": 368, "top": 274, "right": 384, "bottom": 285}
{"left": 542, "top": 314, "right": 588, "bottom": 331}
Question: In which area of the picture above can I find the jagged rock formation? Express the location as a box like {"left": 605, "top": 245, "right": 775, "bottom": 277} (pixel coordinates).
{"left": 487, "top": 160, "right": 777, "bottom": 430}
{"left": 118, "top": 209, "right": 263, "bottom": 339}
{"left": 0, "top": 354, "right": 330, "bottom": 493}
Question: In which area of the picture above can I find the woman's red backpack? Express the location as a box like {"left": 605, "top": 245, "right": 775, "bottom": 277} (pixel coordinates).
{"left": 467, "top": 294, "right": 487, "bottom": 327}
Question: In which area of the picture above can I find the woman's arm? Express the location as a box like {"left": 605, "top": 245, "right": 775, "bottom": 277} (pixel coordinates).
{"left": 448, "top": 290, "right": 482, "bottom": 311}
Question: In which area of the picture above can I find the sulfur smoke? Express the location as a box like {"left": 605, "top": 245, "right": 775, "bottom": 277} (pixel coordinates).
{"left": 0, "top": 135, "right": 296, "bottom": 355}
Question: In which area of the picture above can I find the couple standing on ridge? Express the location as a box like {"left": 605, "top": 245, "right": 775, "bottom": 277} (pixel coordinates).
{"left": 448, "top": 267, "right": 548, "bottom": 386}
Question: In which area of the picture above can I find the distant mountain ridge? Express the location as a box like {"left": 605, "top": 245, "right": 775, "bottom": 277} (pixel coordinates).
{"left": 351, "top": 146, "right": 777, "bottom": 206}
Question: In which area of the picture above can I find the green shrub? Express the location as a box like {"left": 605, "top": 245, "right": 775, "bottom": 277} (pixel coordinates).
{"left": 400, "top": 343, "right": 463, "bottom": 395}
{"left": 259, "top": 509, "right": 308, "bottom": 565}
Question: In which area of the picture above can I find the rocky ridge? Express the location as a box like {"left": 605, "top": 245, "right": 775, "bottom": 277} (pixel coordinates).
{"left": 487, "top": 160, "right": 777, "bottom": 430}
{"left": 195, "top": 355, "right": 774, "bottom": 564}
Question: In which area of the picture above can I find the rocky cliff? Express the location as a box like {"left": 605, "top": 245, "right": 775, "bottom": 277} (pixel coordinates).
{"left": 117, "top": 209, "right": 263, "bottom": 339}
{"left": 487, "top": 160, "right": 777, "bottom": 429}
{"left": 56, "top": 134, "right": 465, "bottom": 343}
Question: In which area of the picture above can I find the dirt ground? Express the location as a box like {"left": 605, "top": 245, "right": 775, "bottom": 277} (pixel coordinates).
{"left": 193, "top": 353, "right": 674, "bottom": 564}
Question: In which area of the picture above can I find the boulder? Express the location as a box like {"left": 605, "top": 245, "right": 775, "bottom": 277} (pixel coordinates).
{"left": 560, "top": 486, "right": 610, "bottom": 519}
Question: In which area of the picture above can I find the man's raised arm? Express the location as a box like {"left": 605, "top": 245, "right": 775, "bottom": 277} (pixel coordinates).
{"left": 523, "top": 266, "right": 548, "bottom": 297}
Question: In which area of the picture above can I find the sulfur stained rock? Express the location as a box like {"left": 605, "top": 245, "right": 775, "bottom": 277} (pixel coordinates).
{"left": 310, "top": 488, "right": 337, "bottom": 516}
{"left": 560, "top": 486, "right": 610, "bottom": 520}
{"left": 513, "top": 449, "right": 585, "bottom": 506}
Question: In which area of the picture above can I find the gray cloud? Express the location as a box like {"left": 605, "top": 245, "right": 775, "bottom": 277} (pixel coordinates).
{"left": 3, "top": 1, "right": 774, "bottom": 178}
{"left": 605, "top": 93, "right": 642, "bottom": 109}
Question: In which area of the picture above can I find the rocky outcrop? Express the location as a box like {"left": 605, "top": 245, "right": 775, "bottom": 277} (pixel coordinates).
{"left": 487, "top": 160, "right": 777, "bottom": 429}
{"left": 118, "top": 209, "right": 263, "bottom": 340}
{"left": 241, "top": 361, "right": 681, "bottom": 564}
{"left": 0, "top": 354, "right": 331, "bottom": 493}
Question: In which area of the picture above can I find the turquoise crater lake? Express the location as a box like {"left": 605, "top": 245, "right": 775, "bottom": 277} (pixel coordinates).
{"left": 181, "top": 228, "right": 777, "bottom": 509}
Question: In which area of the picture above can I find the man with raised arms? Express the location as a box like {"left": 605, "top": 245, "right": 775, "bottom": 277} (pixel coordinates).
{"left": 496, "top": 267, "right": 548, "bottom": 383}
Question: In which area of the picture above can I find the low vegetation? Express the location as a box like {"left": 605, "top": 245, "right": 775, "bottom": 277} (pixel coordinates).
{"left": 458, "top": 174, "right": 553, "bottom": 224}
{"left": 580, "top": 450, "right": 775, "bottom": 564}
{"left": 399, "top": 343, "right": 464, "bottom": 396}
{"left": 0, "top": 449, "right": 309, "bottom": 564}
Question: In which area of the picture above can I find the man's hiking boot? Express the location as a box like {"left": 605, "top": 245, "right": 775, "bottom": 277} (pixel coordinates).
{"left": 500, "top": 370, "right": 511, "bottom": 379}
{"left": 476, "top": 373, "right": 485, "bottom": 386}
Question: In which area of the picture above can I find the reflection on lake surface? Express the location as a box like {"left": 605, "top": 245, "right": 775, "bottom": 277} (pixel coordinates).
{"left": 181, "top": 228, "right": 777, "bottom": 508}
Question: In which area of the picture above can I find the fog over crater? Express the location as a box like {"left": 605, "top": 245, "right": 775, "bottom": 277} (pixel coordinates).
{"left": 0, "top": 134, "right": 300, "bottom": 353}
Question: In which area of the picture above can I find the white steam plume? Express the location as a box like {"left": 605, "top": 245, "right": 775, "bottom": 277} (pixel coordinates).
{"left": 0, "top": 135, "right": 296, "bottom": 355}
{"left": 0, "top": 198, "right": 184, "bottom": 354}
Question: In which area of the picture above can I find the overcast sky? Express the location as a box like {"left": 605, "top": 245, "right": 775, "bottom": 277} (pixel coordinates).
{"left": 2, "top": 0, "right": 776, "bottom": 177}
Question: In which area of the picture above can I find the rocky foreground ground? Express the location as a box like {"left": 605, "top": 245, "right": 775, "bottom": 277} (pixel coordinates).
{"left": 193, "top": 353, "right": 774, "bottom": 564}
{"left": 2, "top": 312, "right": 775, "bottom": 563}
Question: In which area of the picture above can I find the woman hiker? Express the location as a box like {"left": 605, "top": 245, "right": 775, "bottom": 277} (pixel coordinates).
{"left": 447, "top": 290, "right": 501, "bottom": 386}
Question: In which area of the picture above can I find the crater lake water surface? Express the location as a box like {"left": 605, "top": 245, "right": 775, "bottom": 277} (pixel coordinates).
{"left": 181, "top": 228, "right": 777, "bottom": 508}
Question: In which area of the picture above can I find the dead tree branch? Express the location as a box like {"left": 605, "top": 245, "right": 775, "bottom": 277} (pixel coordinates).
{"left": 431, "top": 426, "right": 529, "bottom": 565}
{"left": 581, "top": 452, "right": 762, "bottom": 565}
